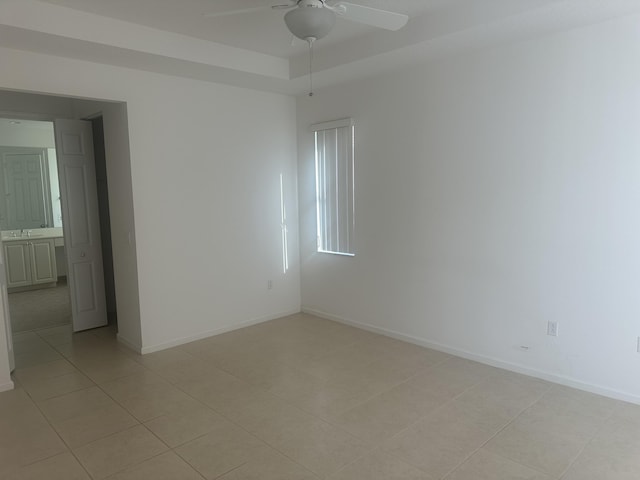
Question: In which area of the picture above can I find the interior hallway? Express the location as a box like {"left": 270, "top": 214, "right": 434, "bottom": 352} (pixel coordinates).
{"left": 2, "top": 314, "right": 640, "bottom": 479}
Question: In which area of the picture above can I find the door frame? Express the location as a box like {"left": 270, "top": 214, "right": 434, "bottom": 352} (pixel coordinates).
{"left": 0, "top": 117, "right": 111, "bottom": 332}
{"left": 0, "top": 93, "right": 140, "bottom": 386}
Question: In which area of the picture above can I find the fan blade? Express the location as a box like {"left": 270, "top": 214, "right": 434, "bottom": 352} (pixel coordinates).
{"left": 203, "top": 3, "right": 295, "bottom": 18}
{"left": 330, "top": 2, "right": 408, "bottom": 31}
{"left": 272, "top": 3, "right": 297, "bottom": 9}
{"left": 203, "top": 6, "right": 270, "bottom": 18}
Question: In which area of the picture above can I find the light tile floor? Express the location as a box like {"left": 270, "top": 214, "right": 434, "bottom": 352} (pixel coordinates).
{"left": 2, "top": 313, "right": 640, "bottom": 479}
{"left": 9, "top": 278, "right": 71, "bottom": 333}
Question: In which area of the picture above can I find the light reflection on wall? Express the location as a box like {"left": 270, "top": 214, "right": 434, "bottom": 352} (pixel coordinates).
{"left": 280, "top": 173, "right": 289, "bottom": 274}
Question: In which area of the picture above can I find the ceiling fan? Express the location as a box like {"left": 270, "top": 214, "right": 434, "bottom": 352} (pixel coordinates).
{"left": 206, "top": 1, "right": 409, "bottom": 96}
{"left": 206, "top": 0, "right": 409, "bottom": 42}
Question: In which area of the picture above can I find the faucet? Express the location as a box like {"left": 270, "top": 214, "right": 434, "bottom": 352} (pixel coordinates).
{"left": 20, "top": 228, "right": 24, "bottom": 237}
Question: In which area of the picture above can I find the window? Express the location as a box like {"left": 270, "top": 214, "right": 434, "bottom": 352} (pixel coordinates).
{"left": 313, "top": 118, "right": 355, "bottom": 256}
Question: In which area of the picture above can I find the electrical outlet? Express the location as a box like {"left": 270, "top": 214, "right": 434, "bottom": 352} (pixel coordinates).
{"left": 267, "top": 280, "right": 273, "bottom": 290}
{"left": 547, "top": 321, "right": 558, "bottom": 337}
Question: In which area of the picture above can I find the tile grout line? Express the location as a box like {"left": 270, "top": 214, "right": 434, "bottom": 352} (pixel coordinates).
{"left": 302, "top": 360, "right": 493, "bottom": 479}
{"left": 88, "top": 360, "right": 199, "bottom": 477}
{"left": 87, "top": 341, "right": 320, "bottom": 478}
{"left": 46, "top": 358, "right": 206, "bottom": 480}
{"left": 165, "top": 372, "right": 326, "bottom": 478}
{"left": 10, "top": 324, "right": 112, "bottom": 478}
{"left": 379, "top": 377, "right": 554, "bottom": 479}
{"left": 259, "top": 349, "right": 459, "bottom": 439}
{"left": 554, "top": 398, "right": 624, "bottom": 480}
{"left": 14, "top": 325, "right": 154, "bottom": 479}
{"left": 438, "top": 382, "right": 555, "bottom": 480}
{"left": 168, "top": 334, "right": 491, "bottom": 477}
{"left": 9, "top": 316, "right": 636, "bottom": 479}
{"left": 14, "top": 328, "right": 382, "bottom": 479}
{"left": 18, "top": 381, "right": 97, "bottom": 480}
{"left": 476, "top": 380, "right": 615, "bottom": 480}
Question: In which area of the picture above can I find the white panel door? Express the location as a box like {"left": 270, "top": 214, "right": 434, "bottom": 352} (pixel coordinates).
{"left": 1, "top": 149, "right": 50, "bottom": 229}
{"left": 54, "top": 119, "right": 107, "bottom": 332}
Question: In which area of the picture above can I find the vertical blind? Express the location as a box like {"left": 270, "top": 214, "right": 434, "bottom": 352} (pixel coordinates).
{"left": 312, "top": 118, "right": 354, "bottom": 256}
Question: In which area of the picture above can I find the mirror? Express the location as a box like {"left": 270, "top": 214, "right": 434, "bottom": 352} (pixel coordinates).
{"left": 0, "top": 119, "right": 62, "bottom": 231}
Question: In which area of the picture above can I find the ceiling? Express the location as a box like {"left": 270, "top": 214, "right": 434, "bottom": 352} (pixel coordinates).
{"left": 38, "top": 0, "right": 448, "bottom": 58}
{"left": 1, "top": 0, "right": 640, "bottom": 95}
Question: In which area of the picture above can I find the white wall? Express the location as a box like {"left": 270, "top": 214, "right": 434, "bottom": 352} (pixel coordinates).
{"left": 0, "top": 120, "right": 55, "bottom": 147}
{"left": 297, "top": 14, "right": 640, "bottom": 403}
{"left": 119, "top": 78, "right": 300, "bottom": 352}
{"left": 0, "top": 46, "right": 300, "bottom": 355}
{"left": 0, "top": 90, "right": 74, "bottom": 119}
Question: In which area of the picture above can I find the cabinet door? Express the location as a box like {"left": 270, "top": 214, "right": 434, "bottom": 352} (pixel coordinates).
{"left": 30, "top": 240, "right": 57, "bottom": 285}
{"left": 4, "top": 242, "right": 30, "bottom": 288}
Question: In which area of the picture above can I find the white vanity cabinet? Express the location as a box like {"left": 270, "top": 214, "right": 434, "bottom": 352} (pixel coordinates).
{"left": 4, "top": 238, "right": 57, "bottom": 289}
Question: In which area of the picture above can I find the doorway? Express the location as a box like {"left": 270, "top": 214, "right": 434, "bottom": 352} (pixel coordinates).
{"left": 0, "top": 89, "right": 140, "bottom": 381}
{"left": 0, "top": 117, "right": 116, "bottom": 336}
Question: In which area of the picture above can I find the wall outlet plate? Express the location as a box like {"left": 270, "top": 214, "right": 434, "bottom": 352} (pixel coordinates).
{"left": 547, "top": 321, "right": 558, "bottom": 337}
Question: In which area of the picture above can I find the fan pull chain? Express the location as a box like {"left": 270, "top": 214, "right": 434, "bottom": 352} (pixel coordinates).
{"left": 307, "top": 37, "right": 316, "bottom": 97}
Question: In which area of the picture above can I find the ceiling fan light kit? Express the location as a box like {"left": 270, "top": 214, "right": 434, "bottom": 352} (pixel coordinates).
{"left": 205, "top": 0, "right": 409, "bottom": 97}
{"left": 205, "top": 0, "right": 408, "bottom": 40}
{"left": 284, "top": 3, "right": 336, "bottom": 41}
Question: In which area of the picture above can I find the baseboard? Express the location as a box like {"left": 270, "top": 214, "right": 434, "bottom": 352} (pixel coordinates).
{"left": 0, "top": 379, "right": 14, "bottom": 392}
{"left": 8, "top": 282, "right": 57, "bottom": 294}
{"left": 139, "top": 308, "right": 301, "bottom": 355}
{"left": 117, "top": 334, "right": 142, "bottom": 354}
{"left": 302, "top": 307, "right": 640, "bottom": 406}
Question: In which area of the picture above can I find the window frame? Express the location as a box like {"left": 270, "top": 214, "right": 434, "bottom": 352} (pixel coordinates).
{"left": 311, "top": 118, "right": 355, "bottom": 257}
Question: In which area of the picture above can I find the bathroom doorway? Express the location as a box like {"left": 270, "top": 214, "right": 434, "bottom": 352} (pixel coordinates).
{"left": 0, "top": 119, "right": 69, "bottom": 334}
{"left": 0, "top": 116, "right": 116, "bottom": 335}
